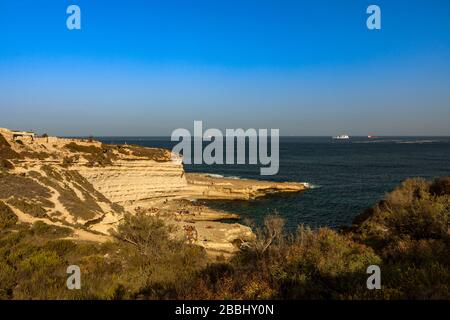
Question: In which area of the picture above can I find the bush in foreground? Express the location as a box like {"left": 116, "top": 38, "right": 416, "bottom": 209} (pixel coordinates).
{"left": 0, "top": 177, "right": 448, "bottom": 299}
{"left": 350, "top": 177, "right": 450, "bottom": 299}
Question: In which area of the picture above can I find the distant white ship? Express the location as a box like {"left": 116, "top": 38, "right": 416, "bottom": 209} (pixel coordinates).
{"left": 332, "top": 134, "right": 350, "bottom": 140}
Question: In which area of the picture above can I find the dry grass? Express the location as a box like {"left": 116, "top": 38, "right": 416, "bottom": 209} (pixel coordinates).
{"left": 37, "top": 166, "right": 103, "bottom": 221}
{"left": 0, "top": 171, "right": 52, "bottom": 200}
{"left": 7, "top": 197, "right": 49, "bottom": 218}
{"left": 0, "top": 175, "right": 448, "bottom": 300}
{"left": 0, "top": 134, "right": 21, "bottom": 160}
{"left": 19, "top": 151, "right": 52, "bottom": 160}
{"left": 65, "top": 142, "right": 117, "bottom": 166}
{"left": 127, "top": 145, "right": 171, "bottom": 161}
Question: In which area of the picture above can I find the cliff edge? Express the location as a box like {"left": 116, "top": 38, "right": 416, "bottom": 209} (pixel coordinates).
{"left": 0, "top": 128, "right": 307, "bottom": 255}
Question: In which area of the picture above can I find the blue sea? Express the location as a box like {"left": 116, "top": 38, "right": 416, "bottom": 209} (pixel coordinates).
{"left": 98, "top": 136, "right": 450, "bottom": 230}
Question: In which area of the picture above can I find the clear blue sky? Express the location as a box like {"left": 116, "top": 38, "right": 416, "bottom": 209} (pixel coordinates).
{"left": 0, "top": 0, "right": 449, "bottom": 136}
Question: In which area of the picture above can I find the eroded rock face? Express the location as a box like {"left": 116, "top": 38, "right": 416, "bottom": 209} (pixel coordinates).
{"left": 185, "top": 173, "right": 308, "bottom": 200}
{"left": 0, "top": 163, "right": 124, "bottom": 242}
{"left": 175, "top": 220, "right": 255, "bottom": 257}
{"left": 0, "top": 128, "right": 307, "bottom": 255}
{"left": 75, "top": 159, "right": 188, "bottom": 204}
{"left": 0, "top": 129, "right": 182, "bottom": 242}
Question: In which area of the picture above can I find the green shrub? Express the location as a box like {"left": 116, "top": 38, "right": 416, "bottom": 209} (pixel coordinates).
{"left": 43, "top": 240, "right": 78, "bottom": 256}
{"left": 0, "top": 201, "right": 18, "bottom": 229}
{"left": 188, "top": 220, "right": 381, "bottom": 300}
{"left": 127, "top": 146, "right": 171, "bottom": 161}
{"left": 113, "top": 213, "right": 207, "bottom": 299}
{"left": 353, "top": 178, "right": 450, "bottom": 247}
{"left": 0, "top": 258, "right": 15, "bottom": 299}
{"left": 14, "top": 249, "right": 67, "bottom": 299}
{"left": 0, "top": 176, "right": 448, "bottom": 300}
{"left": 19, "top": 151, "right": 52, "bottom": 160}
{"left": 7, "top": 197, "right": 48, "bottom": 218}
{"left": 0, "top": 171, "right": 52, "bottom": 200}
{"left": 348, "top": 177, "right": 450, "bottom": 299}
{"left": 65, "top": 142, "right": 102, "bottom": 155}
{"left": 30, "top": 221, "right": 73, "bottom": 238}
{"left": 65, "top": 142, "right": 117, "bottom": 166}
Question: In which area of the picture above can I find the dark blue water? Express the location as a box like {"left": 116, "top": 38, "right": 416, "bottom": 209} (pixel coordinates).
{"left": 98, "top": 137, "right": 450, "bottom": 230}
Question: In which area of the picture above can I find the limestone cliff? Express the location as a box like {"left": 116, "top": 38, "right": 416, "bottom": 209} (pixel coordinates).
{"left": 0, "top": 128, "right": 308, "bottom": 255}
{"left": 185, "top": 173, "right": 307, "bottom": 200}
{"left": 75, "top": 159, "right": 187, "bottom": 204}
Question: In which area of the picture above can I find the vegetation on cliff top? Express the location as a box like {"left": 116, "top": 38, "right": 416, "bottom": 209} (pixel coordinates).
{"left": 126, "top": 145, "right": 172, "bottom": 161}
{"left": 64, "top": 142, "right": 117, "bottom": 166}
{"left": 64, "top": 142, "right": 172, "bottom": 166}
{"left": 1, "top": 132, "right": 171, "bottom": 171}
{"left": 0, "top": 176, "right": 448, "bottom": 300}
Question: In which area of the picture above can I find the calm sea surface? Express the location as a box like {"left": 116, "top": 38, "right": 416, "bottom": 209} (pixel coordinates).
{"left": 98, "top": 136, "right": 450, "bottom": 230}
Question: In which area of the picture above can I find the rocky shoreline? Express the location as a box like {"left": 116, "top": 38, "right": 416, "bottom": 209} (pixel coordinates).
{"left": 0, "top": 127, "right": 308, "bottom": 256}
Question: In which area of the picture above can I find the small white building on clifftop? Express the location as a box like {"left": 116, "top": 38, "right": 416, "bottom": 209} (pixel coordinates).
{"left": 11, "top": 130, "right": 35, "bottom": 140}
